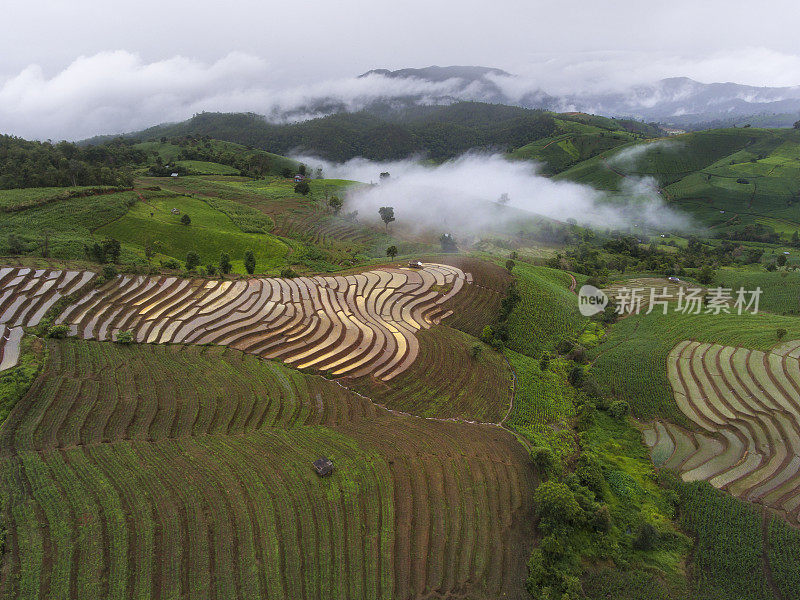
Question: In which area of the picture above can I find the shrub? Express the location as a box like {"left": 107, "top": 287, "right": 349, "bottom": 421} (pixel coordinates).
{"left": 534, "top": 481, "right": 583, "bottom": 530}
{"left": 592, "top": 505, "right": 612, "bottom": 532}
{"left": 115, "top": 330, "right": 134, "bottom": 344}
{"left": 205, "top": 263, "right": 217, "bottom": 276}
{"left": 47, "top": 324, "right": 71, "bottom": 339}
{"left": 186, "top": 251, "right": 200, "bottom": 271}
{"left": 633, "top": 522, "right": 658, "bottom": 551}
{"left": 609, "top": 400, "right": 630, "bottom": 419}
{"left": 280, "top": 267, "right": 298, "bottom": 278}
{"left": 244, "top": 249, "right": 256, "bottom": 275}
{"left": 386, "top": 245, "right": 398, "bottom": 260}
{"left": 294, "top": 181, "right": 310, "bottom": 195}
{"left": 529, "top": 446, "right": 557, "bottom": 476}
{"left": 470, "top": 344, "right": 483, "bottom": 359}
{"left": 162, "top": 258, "right": 181, "bottom": 270}
{"left": 102, "top": 265, "right": 117, "bottom": 280}
{"left": 777, "top": 327, "right": 788, "bottom": 341}
{"left": 180, "top": 213, "right": 191, "bottom": 225}
{"left": 219, "top": 252, "right": 232, "bottom": 275}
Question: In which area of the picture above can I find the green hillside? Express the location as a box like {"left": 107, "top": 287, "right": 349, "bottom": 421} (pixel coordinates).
{"left": 552, "top": 127, "right": 800, "bottom": 232}
{"left": 86, "top": 103, "right": 662, "bottom": 162}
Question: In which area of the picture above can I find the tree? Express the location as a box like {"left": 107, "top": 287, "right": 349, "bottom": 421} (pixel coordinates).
{"left": 100, "top": 237, "right": 121, "bottom": 263}
{"left": 633, "top": 523, "right": 658, "bottom": 551}
{"left": 498, "top": 192, "right": 510, "bottom": 206}
{"left": 244, "top": 249, "right": 256, "bottom": 275}
{"left": 696, "top": 265, "right": 715, "bottom": 285}
{"left": 378, "top": 206, "right": 395, "bottom": 233}
{"left": 777, "top": 253, "right": 788, "bottom": 267}
{"left": 180, "top": 214, "right": 191, "bottom": 226}
{"left": 386, "top": 245, "right": 398, "bottom": 260}
{"left": 294, "top": 181, "right": 310, "bottom": 195}
{"left": 533, "top": 481, "right": 583, "bottom": 530}
{"left": 281, "top": 167, "right": 293, "bottom": 178}
{"left": 219, "top": 252, "right": 232, "bottom": 275}
{"left": 505, "top": 259, "right": 515, "bottom": 272}
{"left": 379, "top": 172, "right": 391, "bottom": 181}
{"left": 439, "top": 233, "right": 458, "bottom": 252}
{"left": 778, "top": 328, "right": 788, "bottom": 341}
{"left": 794, "top": 120, "right": 800, "bottom": 129}
{"left": 328, "top": 195, "right": 343, "bottom": 214}
{"left": 144, "top": 239, "right": 155, "bottom": 265}
{"left": 186, "top": 251, "right": 200, "bottom": 271}
{"left": 298, "top": 164, "right": 307, "bottom": 176}
{"left": 470, "top": 344, "right": 483, "bottom": 359}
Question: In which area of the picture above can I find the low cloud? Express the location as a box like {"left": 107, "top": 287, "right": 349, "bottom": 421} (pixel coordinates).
{"left": 0, "top": 51, "right": 467, "bottom": 140}
{"left": 608, "top": 139, "right": 683, "bottom": 169}
{"left": 295, "top": 153, "right": 694, "bottom": 236}
{"left": 5, "top": 48, "right": 800, "bottom": 141}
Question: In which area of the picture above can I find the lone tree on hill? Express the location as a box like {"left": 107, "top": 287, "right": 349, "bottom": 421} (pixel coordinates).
{"left": 298, "top": 164, "right": 307, "bottom": 176}
{"left": 498, "top": 192, "right": 510, "bottom": 206}
{"left": 386, "top": 245, "right": 398, "bottom": 260}
{"left": 180, "top": 214, "right": 191, "bottom": 226}
{"left": 379, "top": 206, "right": 395, "bottom": 233}
{"left": 244, "top": 249, "right": 256, "bottom": 274}
{"left": 186, "top": 251, "right": 200, "bottom": 271}
{"left": 219, "top": 252, "right": 232, "bottom": 275}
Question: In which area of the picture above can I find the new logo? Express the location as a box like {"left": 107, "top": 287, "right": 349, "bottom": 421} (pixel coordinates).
{"left": 578, "top": 285, "right": 608, "bottom": 316}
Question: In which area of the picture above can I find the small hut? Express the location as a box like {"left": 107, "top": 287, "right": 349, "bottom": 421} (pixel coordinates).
{"left": 312, "top": 457, "right": 334, "bottom": 477}
{"left": 408, "top": 260, "right": 424, "bottom": 269}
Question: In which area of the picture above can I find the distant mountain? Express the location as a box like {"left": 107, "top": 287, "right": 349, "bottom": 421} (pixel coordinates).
{"left": 359, "top": 66, "right": 800, "bottom": 128}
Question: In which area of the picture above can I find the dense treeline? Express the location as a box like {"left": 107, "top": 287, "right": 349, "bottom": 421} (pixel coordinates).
{"left": 94, "top": 102, "right": 659, "bottom": 162}
{"left": 0, "top": 135, "right": 143, "bottom": 189}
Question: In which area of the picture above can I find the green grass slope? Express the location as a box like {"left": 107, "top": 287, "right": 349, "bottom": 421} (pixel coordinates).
{"left": 505, "top": 263, "right": 587, "bottom": 357}
{"left": 96, "top": 191, "right": 290, "bottom": 273}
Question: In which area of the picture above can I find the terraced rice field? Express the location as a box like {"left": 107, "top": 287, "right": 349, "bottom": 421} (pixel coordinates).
{"left": 434, "top": 256, "right": 513, "bottom": 338}
{"left": 350, "top": 326, "right": 513, "bottom": 422}
{"left": 643, "top": 338, "right": 800, "bottom": 524}
{"left": 0, "top": 340, "right": 537, "bottom": 599}
{"left": 51, "top": 263, "right": 470, "bottom": 381}
{"left": 0, "top": 267, "right": 95, "bottom": 371}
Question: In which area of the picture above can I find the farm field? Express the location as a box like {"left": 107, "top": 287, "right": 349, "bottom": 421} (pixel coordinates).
{"left": 0, "top": 267, "right": 95, "bottom": 371}
{"left": 349, "top": 325, "right": 513, "bottom": 422}
{"left": 144, "top": 175, "right": 385, "bottom": 259}
{"left": 590, "top": 310, "right": 800, "bottom": 424}
{"left": 553, "top": 128, "right": 800, "bottom": 232}
{"left": 0, "top": 186, "right": 116, "bottom": 211}
{"left": 643, "top": 338, "right": 800, "bottom": 524}
{"left": 504, "top": 263, "right": 586, "bottom": 357}
{"left": 26, "top": 262, "right": 471, "bottom": 381}
{"left": 0, "top": 190, "right": 139, "bottom": 259}
{"left": 0, "top": 339, "right": 537, "bottom": 600}
{"left": 95, "top": 193, "right": 290, "bottom": 274}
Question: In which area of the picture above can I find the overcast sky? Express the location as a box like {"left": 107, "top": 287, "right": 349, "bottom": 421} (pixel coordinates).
{"left": 3, "top": 0, "right": 800, "bottom": 139}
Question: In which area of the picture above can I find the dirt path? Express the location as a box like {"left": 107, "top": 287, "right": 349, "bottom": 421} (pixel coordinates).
{"left": 568, "top": 273, "right": 577, "bottom": 294}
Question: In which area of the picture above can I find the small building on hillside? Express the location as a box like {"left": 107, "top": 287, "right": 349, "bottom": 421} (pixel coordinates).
{"left": 312, "top": 457, "right": 334, "bottom": 477}
{"left": 171, "top": 208, "right": 180, "bottom": 215}
{"left": 294, "top": 174, "right": 304, "bottom": 183}
{"left": 408, "top": 260, "right": 424, "bottom": 269}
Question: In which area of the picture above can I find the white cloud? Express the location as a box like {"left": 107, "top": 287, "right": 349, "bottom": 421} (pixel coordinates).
{"left": 295, "top": 153, "right": 693, "bottom": 234}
